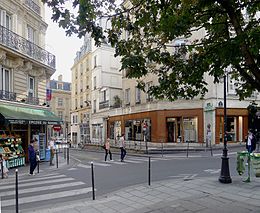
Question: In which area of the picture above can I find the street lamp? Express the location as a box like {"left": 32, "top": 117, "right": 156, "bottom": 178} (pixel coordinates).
{"left": 219, "top": 74, "right": 232, "bottom": 183}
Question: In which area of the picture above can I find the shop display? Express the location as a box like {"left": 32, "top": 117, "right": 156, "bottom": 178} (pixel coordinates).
{"left": 0, "top": 132, "right": 25, "bottom": 169}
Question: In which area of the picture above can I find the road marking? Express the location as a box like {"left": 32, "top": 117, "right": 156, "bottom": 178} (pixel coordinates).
{"left": 2, "top": 187, "right": 93, "bottom": 207}
{"left": 77, "top": 163, "right": 91, "bottom": 169}
{"left": 169, "top": 174, "right": 198, "bottom": 180}
{"left": 90, "top": 162, "right": 110, "bottom": 167}
{"left": 213, "top": 152, "right": 237, "bottom": 156}
{"left": 204, "top": 169, "right": 221, "bottom": 174}
{"left": 0, "top": 181, "right": 85, "bottom": 197}
{"left": 0, "top": 178, "right": 75, "bottom": 190}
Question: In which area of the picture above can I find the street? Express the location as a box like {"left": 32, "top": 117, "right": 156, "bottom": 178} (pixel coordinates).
{"left": 0, "top": 147, "right": 244, "bottom": 213}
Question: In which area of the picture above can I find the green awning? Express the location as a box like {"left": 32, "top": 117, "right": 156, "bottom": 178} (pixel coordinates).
{"left": 0, "top": 104, "right": 62, "bottom": 125}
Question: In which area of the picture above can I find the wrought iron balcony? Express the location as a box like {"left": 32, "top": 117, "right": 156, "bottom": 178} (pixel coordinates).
{"left": 99, "top": 100, "right": 109, "bottom": 109}
{"left": 0, "top": 90, "right": 17, "bottom": 101}
{"left": 25, "top": 0, "right": 40, "bottom": 15}
{"left": 26, "top": 96, "right": 39, "bottom": 105}
{"left": 0, "top": 25, "right": 55, "bottom": 69}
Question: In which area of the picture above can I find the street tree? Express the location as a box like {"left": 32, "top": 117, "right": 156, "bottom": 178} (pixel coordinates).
{"left": 42, "top": 0, "right": 260, "bottom": 100}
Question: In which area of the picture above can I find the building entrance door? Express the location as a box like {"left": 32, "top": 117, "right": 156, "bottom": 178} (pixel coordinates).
{"left": 167, "top": 118, "right": 176, "bottom": 142}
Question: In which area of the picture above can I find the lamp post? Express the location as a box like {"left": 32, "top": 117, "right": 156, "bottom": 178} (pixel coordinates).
{"left": 219, "top": 74, "right": 232, "bottom": 183}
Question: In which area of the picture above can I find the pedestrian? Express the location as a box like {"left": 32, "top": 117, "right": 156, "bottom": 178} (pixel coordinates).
{"left": 28, "top": 139, "right": 37, "bottom": 175}
{"left": 104, "top": 138, "right": 113, "bottom": 161}
{"left": 246, "top": 129, "right": 256, "bottom": 153}
{"left": 0, "top": 153, "right": 9, "bottom": 178}
{"left": 119, "top": 133, "right": 126, "bottom": 162}
{"left": 49, "top": 138, "right": 55, "bottom": 166}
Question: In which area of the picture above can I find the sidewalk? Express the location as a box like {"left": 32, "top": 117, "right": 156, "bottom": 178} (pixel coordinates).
{"left": 27, "top": 175, "right": 260, "bottom": 213}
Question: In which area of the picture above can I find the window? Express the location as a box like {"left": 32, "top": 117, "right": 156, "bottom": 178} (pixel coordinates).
{"left": 27, "top": 25, "right": 35, "bottom": 43}
{"left": 101, "top": 90, "right": 106, "bottom": 102}
{"left": 94, "top": 55, "right": 97, "bottom": 68}
{"left": 0, "top": 10, "right": 12, "bottom": 29}
{"left": 0, "top": 66, "right": 11, "bottom": 92}
{"left": 75, "top": 98, "right": 77, "bottom": 109}
{"left": 57, "top": 98, "right": 63, "bottom": 107}
{"left": 58, "top": 111, "right": 63, "bottom": 120}
{"left": 28, "top": 76, "right": 35, "bottom": 97}
{"left": 93, "top": 100, "right": 96, "bottom": 113}
{"left": 227, "top": 75, "right": 236, "bottom": 95}
{"left": 57, "top": 83, "right": 63, "bottom": 90}
{"left": 93, "top": 76, "right": 97, "bottom": 90}
{"left": 125, "top": 88, "right": 130, "bottom": 105}
{"left": 135, "top": 87, "right": 141, "bottom": 104}
{"left": 146, "top": 82, "right": 153, "bottom": 102}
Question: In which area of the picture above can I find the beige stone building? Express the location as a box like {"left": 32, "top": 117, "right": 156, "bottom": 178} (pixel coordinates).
{"left": 49, "top": 75, "right": 71, "bottom": 139}
{"left": 0, "top": 0, "right": 60, "bottom": 166}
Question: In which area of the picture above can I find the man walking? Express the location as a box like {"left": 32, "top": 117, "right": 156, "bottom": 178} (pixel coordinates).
{"left": 119, "top": 134, "right": 126, "bottom": 162}
{"left": 28, "top": 139, "right": 37, "bottom": 175}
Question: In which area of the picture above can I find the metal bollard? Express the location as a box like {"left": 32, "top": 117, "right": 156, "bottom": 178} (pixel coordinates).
{"left": 37, "top": 161, "right": 40, "bottom": 173}
{"left": 148, "top": 157, "right": 151, "bottom": 186}
{"left": 15, "top": 169, "right": 19, "bottom": 213}
{"left": 64, "top": 147, "right": 66, "bottom": 159}
{"left": 67, "top": 147, "right": 69, "bottom": 165}
{"left": 1, "top": 160, "right": 3, "bottom": 179}
{"left": 186, "top": 141, "right": 190, "bottom": 158}
{"left": 91, "top": 162, "right": 95, "bottom": 200}
{"left": 56, "top": 150, "right": 59, "bottom": 168}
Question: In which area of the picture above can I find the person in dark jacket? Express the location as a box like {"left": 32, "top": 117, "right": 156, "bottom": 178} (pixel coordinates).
{"left": 28, "top": 139, "right": 37, "bottom": 175}
{"left": 246, "top": 130, "right": 256, "bottom": 153}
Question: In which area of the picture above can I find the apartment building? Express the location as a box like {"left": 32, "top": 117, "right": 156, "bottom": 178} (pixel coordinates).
{"left": 49, "top": 74, "right": 71, "bottom": 139}
{"left": 0, "top": 0, "right": 60, "bottom": 167}
{"left": 70, "top": 31, "right": 121, "bottom": 146}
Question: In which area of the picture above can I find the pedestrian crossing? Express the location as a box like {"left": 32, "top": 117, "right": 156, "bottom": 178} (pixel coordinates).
{"left": 0, "top": 172, "right": 92, "bottom": 212}
{"left": 71, "top": 156, "right": 169, "bottom": 171}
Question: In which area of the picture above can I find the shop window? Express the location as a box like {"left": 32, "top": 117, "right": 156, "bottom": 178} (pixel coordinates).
{"left": 226, "top": 117, "right": 237, "bottom": 141}
{"left": 183, "top": 117, "right": 198, "bottom": 142}
{"left": 109, "top": 122, "right": 115, "bottom": 139}
{"left": 125, "top": 119, "right": 151, "bottom": 141}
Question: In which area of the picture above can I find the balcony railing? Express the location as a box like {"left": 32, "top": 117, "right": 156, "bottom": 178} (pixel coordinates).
{"left": 99, "top": 100, "right": 109, "bottom": 109}
{"left": 0, "top": 90, "right": 17, "bottom": 101}
{"left": 0, "top": 25, "right": 55, "bottom": 69}
{"left": 26, "top": 96, "right": 39, "bottom": 105}
{"left": 25, "top": 0, "right": 40, "bottom": 15}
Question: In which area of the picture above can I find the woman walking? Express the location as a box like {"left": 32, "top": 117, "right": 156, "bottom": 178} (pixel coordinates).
{"left": 104, "top": 138, "right": 113, "bottom": 161}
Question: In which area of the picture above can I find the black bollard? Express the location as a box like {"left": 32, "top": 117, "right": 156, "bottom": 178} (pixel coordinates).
{"left": 56, "top": 149, "right": 59, "bottom": 168}
{"left": 64, "top": 147, "right": 66, "bottom": 159}
{"left": 67, "top": 147, "right": 69, "bottom": 165}
{"left": 37, "top": 160, "right": 40, "bottom": 173}
{"left": 1, "top": 160, "right": 3, "bottom": 179}
{"left": 148, "top": 157, "right": 151, "bottom": 186}
{"left": 186, "top": 141, "right": 190, "bottom": 158}
{"left": 91, "top": 162, "right": 95, "bottom": 200}
{"left": 15, "top": 169, "right": 19, "bottom": 213}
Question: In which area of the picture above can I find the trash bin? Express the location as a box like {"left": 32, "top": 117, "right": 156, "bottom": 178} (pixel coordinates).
{"left": 236, "top": 151, "right": 248, "bottom": 175}
{"left": 252, "top": 153, "right": 260, "bottom": 177}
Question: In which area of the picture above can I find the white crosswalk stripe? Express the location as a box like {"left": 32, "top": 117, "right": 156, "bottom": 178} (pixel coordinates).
{"left": 0, "top": 172, "right": 93, "bottom": 209}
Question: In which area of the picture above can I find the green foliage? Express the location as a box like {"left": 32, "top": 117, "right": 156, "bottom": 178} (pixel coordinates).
{"left": 42, "top": 0, "right": 260, "bottom": 100}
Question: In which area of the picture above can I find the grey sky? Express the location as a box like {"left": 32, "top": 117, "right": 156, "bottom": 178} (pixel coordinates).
{"left": 45, "top": 6, "right": 83, "bottom": 83}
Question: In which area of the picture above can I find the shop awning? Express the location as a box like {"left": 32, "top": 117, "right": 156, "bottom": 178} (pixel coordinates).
{"left": 0, "top": 104, "right": 62, "bottom": 125}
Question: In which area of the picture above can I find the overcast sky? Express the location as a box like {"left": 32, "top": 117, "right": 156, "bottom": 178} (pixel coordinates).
{"left": 45, "top": 6, "right": 83, "bottom": 83}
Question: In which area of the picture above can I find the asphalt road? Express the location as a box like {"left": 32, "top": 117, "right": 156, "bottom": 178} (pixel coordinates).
{"left": 0, "top": 147, "right": 244, "bottom": 212}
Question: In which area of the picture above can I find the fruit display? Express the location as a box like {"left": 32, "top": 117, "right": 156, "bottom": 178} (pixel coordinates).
{"left": 0, "top": 132, "right": 25, "bottom": 168}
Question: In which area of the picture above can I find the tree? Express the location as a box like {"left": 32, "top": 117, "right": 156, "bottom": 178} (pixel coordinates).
{"left": 42, "top": 0, "right": 260, "bottom": 100}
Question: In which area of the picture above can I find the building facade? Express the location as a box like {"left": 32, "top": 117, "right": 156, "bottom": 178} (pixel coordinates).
{"left": 70, "top": 32, "right": 121, "bottom": 147}
{"left": 49, "top": 74, "right": 71, "bottom": 139}
{"left": 0, "top": 0, "right": 59, "bottom": 167}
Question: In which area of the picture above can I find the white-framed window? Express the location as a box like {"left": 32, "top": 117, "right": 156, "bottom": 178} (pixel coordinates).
{"left": 100, "top": 90, "right": 106, "bottom": 102}
{"left": 125, "top": 88, "right": 130, "bottom": 105}
{"left": 0, "top": 10, "right": 12, "bottom": 30}
{"left": 94, "top": 55, "right": 97, "bottom": 68}
{"left": 135, "top": 87, "right": 141, "bottom": 104}
{"left": 57, "top": 98, "right": 63, "bottom": 107}
{"left": 93, "top": 76, "right": 97, "bottom": 90}
{"left": 227, "top": 74, "right": 236, "bottom": 95}
{"left": 58, "top": 111, "right": 63, "bottom": 120}
{"left": 28, "top": 76, "right": 35, "bottom": 97}
{"left": 93, "top": 100, "right": 96, "bottom": 113}
{"left": 75, "top": 98, "right": 77, "bottom": 109}
{"left": 27, "top": 25, "right": 35, "bottom": 43}
{"left": 57, "top": 83, "right": 63, "bottom": 90}
{"left": 0, "top": 66, "right": 11, "bottom": 92}
{"left": 146, "top": 81, "right": 153, "bottom": 102}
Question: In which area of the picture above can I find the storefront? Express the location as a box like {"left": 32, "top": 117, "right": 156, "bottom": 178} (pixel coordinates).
{"left": 215, "top": 108, "right": 248, "bottom": 144}
{"left": 0, "top": 104, "right": 61, "bottom": 168}
{"left": 107, "top": 108, "right": 204, "bottom": 143}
